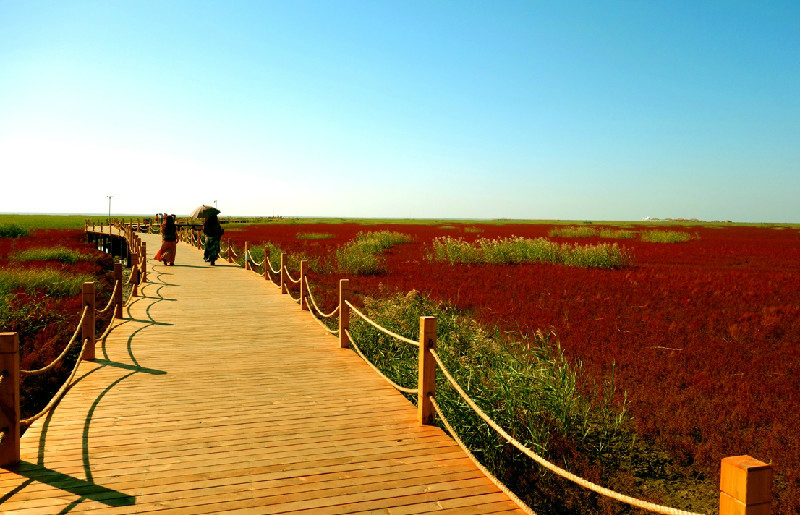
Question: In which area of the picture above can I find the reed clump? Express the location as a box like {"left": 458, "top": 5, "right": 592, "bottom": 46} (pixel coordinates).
{"left": 0, "top": 223, "right": 29, "bottom": 238}
{"left": 0, "top": 269, "right": 94, "bottom": 297}
{"left": 640, "top": 230, "right": 694, "bottom": 243}
{"left": 336, "top": 231, "right": 413, "bottom": 275}
{"left": 10, "top": 246, "right": 92, "bottom": 264}
{"left": 349, "top": 291, "right": 639, "bottom": 513}
{"left": 429, "top": 236, "right": 633, "bottom": 269}
{"left": 296, "top": 232, "right": 335, "bottom": 240}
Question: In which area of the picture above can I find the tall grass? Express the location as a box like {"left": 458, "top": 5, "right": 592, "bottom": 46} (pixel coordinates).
{"left": 429, "top": 236, "right": 633, "bottom": 269}
{"left": 10, "top": 246, "right": 92, "bottom": 264}
{"left": 0, "top": 223, "right": 29, "bottom": 238}
{"left": 549, "top": 226, "right": 596, "bottom": 238}
{"left": 349, "top": 292, "right": 634, "bottom": 512}
{"left": 0, "top": 269, "right": 95, "bottom": 297}
{"left": 0, "top": 214, "right": 88, "bottom": 230}
{"left": 641, "top": 230, "right": 694, "bottom": 243}
{"left": 296, "top": 232, "right": 335, "bottom": 240}
{"left": 597, "top": 228, "right": 636, "bottom": 239}
{"left": 336, "top": 231, "right": 413, "bottom": 275}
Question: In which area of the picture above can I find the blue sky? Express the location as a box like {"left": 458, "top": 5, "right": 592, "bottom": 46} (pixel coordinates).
{"left": 1, "top": 1, "right": 798, "bottom": 222}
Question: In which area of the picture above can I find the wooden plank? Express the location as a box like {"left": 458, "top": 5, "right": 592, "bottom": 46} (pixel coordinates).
{"left": 0, "top": 232, "right": 528, "bottom": 514}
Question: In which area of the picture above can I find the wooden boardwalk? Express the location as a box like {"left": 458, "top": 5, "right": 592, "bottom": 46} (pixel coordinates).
{"left": 0, "top": 233, "right": 526, "bottom": 514}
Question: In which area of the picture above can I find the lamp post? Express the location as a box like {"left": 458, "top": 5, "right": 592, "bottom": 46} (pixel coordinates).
{"left": 107, "top": 196, "right": 112, "bottom": 221}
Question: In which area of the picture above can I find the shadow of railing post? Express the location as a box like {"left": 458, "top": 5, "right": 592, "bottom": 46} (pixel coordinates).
{"left": 81, "top": 283, "right": 96, "bottom": 362}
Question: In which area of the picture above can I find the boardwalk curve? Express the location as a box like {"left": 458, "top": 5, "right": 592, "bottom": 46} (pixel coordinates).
{"left": 0, "top": 233, "right": 526, "bottom": 514}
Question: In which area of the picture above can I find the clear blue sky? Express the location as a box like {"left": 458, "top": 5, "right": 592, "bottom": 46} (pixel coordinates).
{"left": 1, "top": 1, "right": 798, "bottom": 222}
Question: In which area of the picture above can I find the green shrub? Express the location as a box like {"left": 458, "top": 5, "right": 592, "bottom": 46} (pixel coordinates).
{"left": 296, "top": 232, "right": 335, "bottom": 240}
{"left": 0, "top": 223, "right": 29, "bottom": 238}
{"left": 0, "top": 269, "right": 95, "bottom": 297}
{"left": 597, "top": 228, "right": 636, "bottom": 239}
{"left": 429, "top": 236, "right": 633, "bottom": 269}
{"left": 10, "top": 246, "right": 90, "bottom": 264}
{"left": 336, "top": 231, "right": 413, "bottom": 275}
{"left": 641, "top": 230, "right": 694, "bottom": 243}
{"left": 549, "top": 226, "right": 596, "bottom": 238}
{"left": 349, "top": 292, "right": 634, "bottom": 511}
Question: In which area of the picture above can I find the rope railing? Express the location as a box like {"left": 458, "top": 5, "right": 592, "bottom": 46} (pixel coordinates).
{"left": 306, "top": 281, "right": 340, "bottom": 319}
{"left": 20, "top": 306, "right": 89, "bottom": 377}
{"left": 20, "top": 337, "right": 92, "bottom": 427}
{"left": 429, "top": 349, "right": 703, "bottom": 515}
{"left": 345, "top": 300, "right": 419, "bottom": 347}
{"left": 430, "top": 396, "right": 536, "bottom": 515}
{"left": 345, "top": 329, "right": 417, "bottom": 395}
{"left": 283, "top": 266, "right": 301, "bottom": 284}
{"left": 244, "top": 251, "right": 266, "bottom": 267}
{"left": 95, "top": 280, "right": 119, "bottom": 315}
{"left": 307, "top": 305, "right": 340, "bottom": 335}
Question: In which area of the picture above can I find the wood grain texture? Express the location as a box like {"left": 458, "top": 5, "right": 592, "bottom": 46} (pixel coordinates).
{"left": 0, "top": 232, "right": 527, "bottom": 514}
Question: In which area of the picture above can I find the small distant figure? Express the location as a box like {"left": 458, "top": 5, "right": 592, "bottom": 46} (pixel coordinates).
{"left": 203, "top": 213, "right": 224, "bottom": 265}
{"left": 155, "top": 214, "right": 178, "bottom": 265}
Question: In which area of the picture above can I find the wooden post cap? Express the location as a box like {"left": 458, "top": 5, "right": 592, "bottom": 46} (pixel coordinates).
{"left": 720, "top": 455, "right": 772, "bottom": 508}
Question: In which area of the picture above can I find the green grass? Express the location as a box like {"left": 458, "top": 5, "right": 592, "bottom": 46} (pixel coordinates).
{"left": 429, "top": 236, "right": 633, "bottom": 269}
{"left": 0, "top": 223, "right": 29, "bottom": 238}
{"left": 548, "top": 226, "right": 597, "bottom": 238}
{"left": 349, "top": 292, "right": 634, "bottom": 511}
{"left": 597, "top": 228, "right": 637, "bottom": 239}
{"left": 0, "top": 214, "right": 89, "bottom": 230}
{"left": 336, "top": 231, "right": 413, "bottom": 275}
{"left": 296, "top": 232, "right": 335, "bottom": 240}
{"left": 0, "top": 269, "right": 95, "bottom": 297}
{"left": 640, "top": 230, "right": 694, "bottom": 243}
{"left": 10, "top": 246, "right": 93, "bottom": 264}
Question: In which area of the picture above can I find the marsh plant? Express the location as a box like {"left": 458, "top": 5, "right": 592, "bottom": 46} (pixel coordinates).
{"left": 348, "top": 291, "right": 637, "bottom": 512}
{"left": 429, "top": 236, "right": 633, "bottom": 269}
{"left": 11, "top": 246, "right": 93, "bottom": 264}
{"left": 296, "top": 232, "right": 335, "bottom": 240}
{"left": 640, "top": 230, "right": 694, "bottom": 243}
{"left": 0, "top": 223, "right": 29, "bottom": 238}
{"left": 335, "top": 231, "right": 413, "bottom": 275}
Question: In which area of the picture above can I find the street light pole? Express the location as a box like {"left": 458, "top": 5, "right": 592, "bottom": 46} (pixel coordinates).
{"left": 107, "top": 196, "right": 112, "bottom": 221}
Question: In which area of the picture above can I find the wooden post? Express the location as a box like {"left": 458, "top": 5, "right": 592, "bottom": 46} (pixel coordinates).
{"left": 197, "top": 230, "right": 202, "bottom": 250}
{"left": 140, "top": 242, "right": 147, "bottom": 283}
{"left": 720, "top": 455, "right": 772, "bottom": 515}
{"left": 227, "top": 239, "right": 233, "bottom": 263}
{"left": 339, "top": 279, "right": 350, "bottom": 348}
{"left": 418, "top": 316, "right": 437, "bottom": 425}
{"left": 244, "top": 242, "right": 250, "bottom": 270}
{"left": 81, "top": 282, "right": 96, "bottom": 361}
{"left": 280, "top": 253, "right": 287, "bottom": 294}
{"left": 114, "top": 262, "right": 123, "bottom": 319}
{"left": 300, "top": 260, "right": 308, "bottom": 310}
{"left": 0, "top": 332, "right": 20, "bottom": 467}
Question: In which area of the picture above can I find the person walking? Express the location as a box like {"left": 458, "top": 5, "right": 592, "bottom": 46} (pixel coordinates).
{"left": 155, "top": 214, "right": 178, "bottom": 265}
{"left": 203, "top": 212, "right": 224, "bottom": 265}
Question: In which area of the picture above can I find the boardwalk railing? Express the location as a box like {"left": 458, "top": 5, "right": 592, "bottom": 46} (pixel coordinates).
{"left": 0, "top": 261, "right": 130, "bottom": 466}
{"left": 225, "top": 239, "right": 774, "bottom": 515}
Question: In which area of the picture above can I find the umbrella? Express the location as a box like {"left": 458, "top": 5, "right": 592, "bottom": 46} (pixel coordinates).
{"left": 189, "top": 205, "right": 221, "bottom": 218}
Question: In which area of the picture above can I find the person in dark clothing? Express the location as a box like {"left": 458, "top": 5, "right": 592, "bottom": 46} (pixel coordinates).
{"left": 203, "top": 213, "right": 224, "bottom": 265}
{"left": 156, "top": 215, "right": 178, "bottom": 265}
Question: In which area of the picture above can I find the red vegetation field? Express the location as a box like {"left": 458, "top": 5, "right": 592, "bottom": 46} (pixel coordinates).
{"left": 226, "top": 222, "right": 800, "bottom": 512}
{"left": 0, "top": 229, "right": 114, "bottom": 417}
